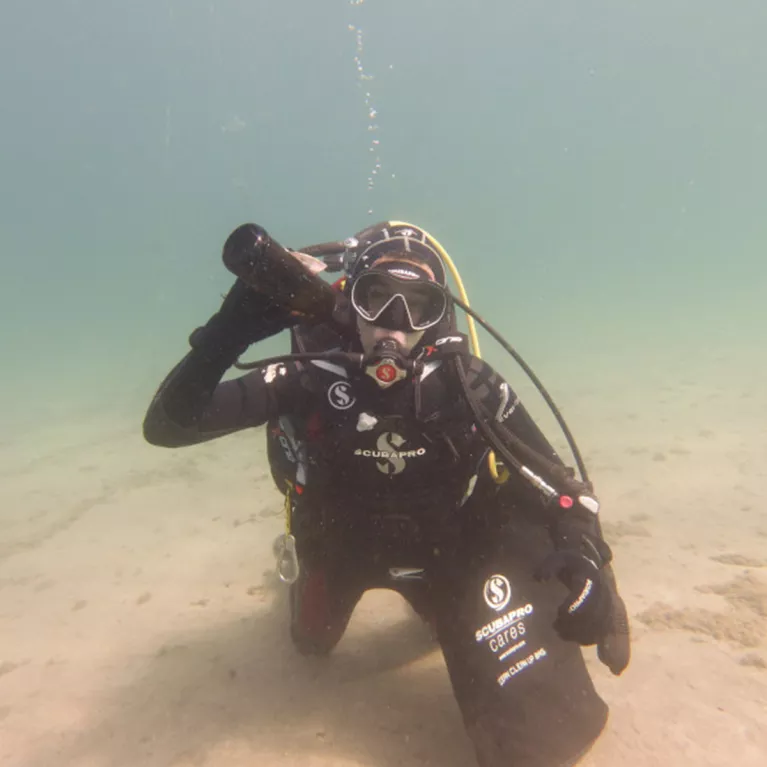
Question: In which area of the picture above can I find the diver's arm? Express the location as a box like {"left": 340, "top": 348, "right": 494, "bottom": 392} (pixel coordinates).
{"left": 465, "top": 355, "right": 615, "bottom": 564}
{"left": 142, "top": 278, "right": 301, "bottom": 448}
{"left": 461, "top": 355, "right": 565, "bottom": 484}
{"left": 463, "top": 356, "right": 601, "bottom": 536}
{"left": 142, "top": 348, "right": 302, "bottom": 448}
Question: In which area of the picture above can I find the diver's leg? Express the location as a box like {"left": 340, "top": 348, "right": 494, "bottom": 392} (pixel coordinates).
{"left": 433, "top": 514, "right": 609, "bottom": 767}
{"left": 288, "top": 504, "right": 366, "bottom": 656}
{"left": 289, "top": 561, "right": 364, "bottom": 656}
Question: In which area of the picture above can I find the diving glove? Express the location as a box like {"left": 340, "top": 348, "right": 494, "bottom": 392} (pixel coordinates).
{"left": 189, "top": 276, "right": 299, "bottom": 359}
{"left": 535, "top": 538, "right": 630, "bottom": 675}
{"left": 535, "top": 543, "right": 612, "bottom": 645}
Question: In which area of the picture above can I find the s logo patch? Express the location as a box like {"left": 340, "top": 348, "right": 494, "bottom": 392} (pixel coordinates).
{"left": 328, "top": 380, "right": 356, "bottom": 410}
{"left": 483, "top": 574, "right": 512, "bottom": 612}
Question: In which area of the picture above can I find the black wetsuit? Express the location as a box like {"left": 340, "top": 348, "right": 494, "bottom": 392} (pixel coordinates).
{"left": 144, "top": 322, "right": 616, "bottom": 767}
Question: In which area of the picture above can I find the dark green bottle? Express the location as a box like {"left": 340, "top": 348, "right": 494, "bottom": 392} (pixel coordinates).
{"left": 222, "top": 224, "right": 338, "bottom": 322}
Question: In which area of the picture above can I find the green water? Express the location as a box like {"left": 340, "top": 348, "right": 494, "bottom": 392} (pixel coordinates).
{"left": 1, "top": 0, "right": 764, "bottom": 435}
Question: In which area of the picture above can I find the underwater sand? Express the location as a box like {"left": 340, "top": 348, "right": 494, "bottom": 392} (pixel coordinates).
{"left": 1, "top": 338, "right": 765, "bottom": 767}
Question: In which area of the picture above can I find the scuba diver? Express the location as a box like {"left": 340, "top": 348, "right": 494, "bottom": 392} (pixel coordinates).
{"left": 143, "top": 220, "right": 631, "bottom": 767}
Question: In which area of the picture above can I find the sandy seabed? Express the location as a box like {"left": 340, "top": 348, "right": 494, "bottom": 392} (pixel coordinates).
{"left": 1, "top": 341, "right": 765, "bottom": 767}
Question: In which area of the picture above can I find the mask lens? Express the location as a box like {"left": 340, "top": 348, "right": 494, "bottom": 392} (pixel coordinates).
{"left": 361, "top": 279, "right": 392, "bottom": 317}
{"left": 404, "top": 283, "right": 440, "bottom": 326}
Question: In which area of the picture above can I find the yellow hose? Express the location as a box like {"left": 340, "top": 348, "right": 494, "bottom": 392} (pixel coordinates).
{"left": 390, "top": 221, "right": 506, "bottom": 484}
{"left": 390, "top": 220, "right": 482, "bottom": 357}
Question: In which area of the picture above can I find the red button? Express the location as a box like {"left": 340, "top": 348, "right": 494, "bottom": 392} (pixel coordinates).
{"left": 559, "top": 495, "right": 574, "bottom": 509}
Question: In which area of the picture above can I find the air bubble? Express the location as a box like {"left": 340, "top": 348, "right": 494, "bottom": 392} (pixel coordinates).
{"left": 349, "top": 0, "right": 395, "bottom": 217}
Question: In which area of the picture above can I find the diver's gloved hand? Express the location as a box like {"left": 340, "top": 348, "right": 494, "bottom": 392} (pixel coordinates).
{"left": 538, "top": 497, "right": 632, "bottom": 675}
{"left": 535, "top": 544, "right": 613, "bottom": 645}
{"left": 533, "top": 537, "right": 623, "bottom": 674}
{"left": 535, "top": 534, "right": 630, "bottom": 675}
{"left": 189, "top": 276, "right": 299, "bottom": 358}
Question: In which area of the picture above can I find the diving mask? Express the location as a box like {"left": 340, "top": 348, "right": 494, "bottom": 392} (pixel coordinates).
{"left": 351, "top": 267, "right": 447, "bottom": 332}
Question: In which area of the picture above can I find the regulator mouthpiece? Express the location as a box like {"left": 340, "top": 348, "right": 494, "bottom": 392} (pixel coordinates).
{"left": 364, "top": 338, "right": 410, "bottom": 388}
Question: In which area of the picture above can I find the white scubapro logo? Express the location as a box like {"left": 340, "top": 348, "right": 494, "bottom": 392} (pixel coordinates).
{"left": 328, "top": 380, "right": 356, "bottom": 410}
{"left": 388, "top": 267, "right": 420, "bottom": 280}
{"left": 377, "top": 432, "right": 406, "bottom": 474}
{"left": 483, "top": 574, "right": 512, "bottom": 612}
{"left": 354, "top": 431, "right": 427, "bottom": 475}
